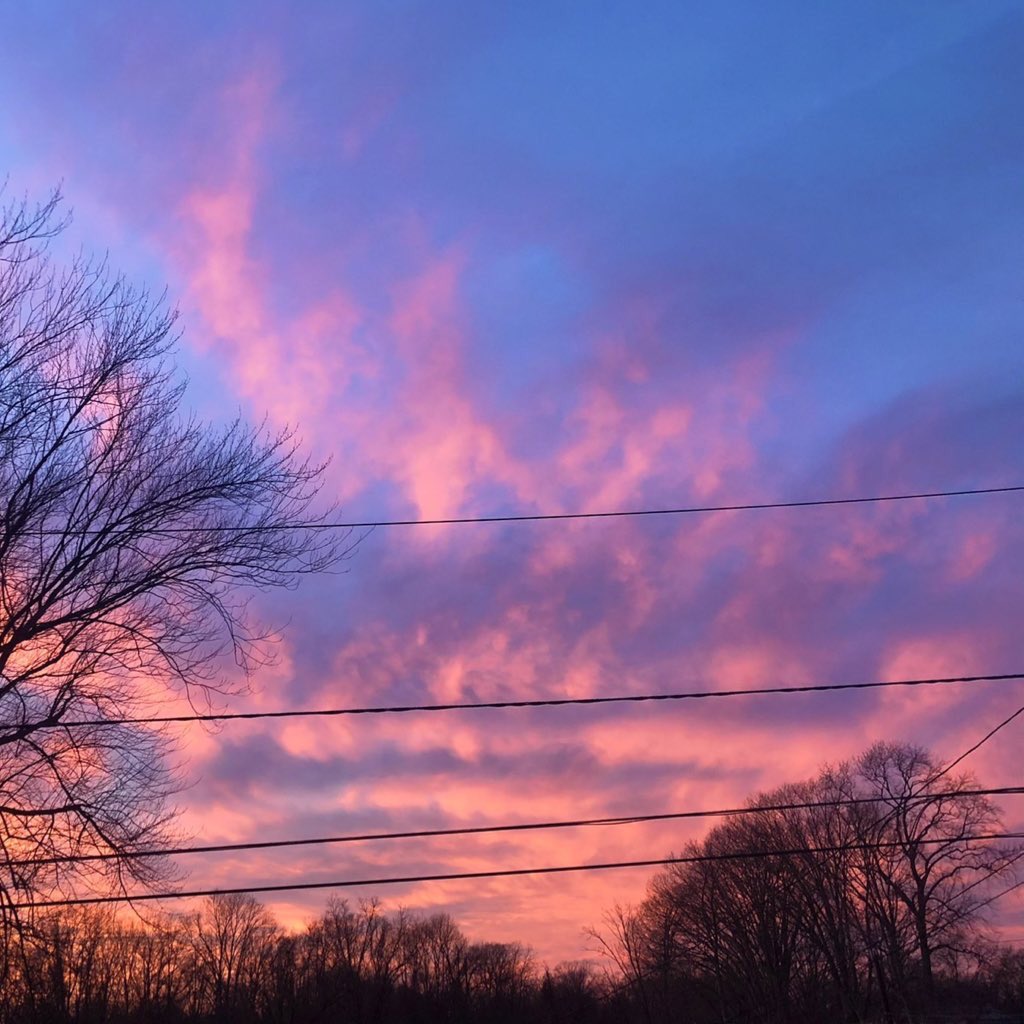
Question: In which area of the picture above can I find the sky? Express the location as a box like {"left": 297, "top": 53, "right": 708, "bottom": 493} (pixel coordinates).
{"left": 1, "top": 0, "right": 1023, "bottom": 964}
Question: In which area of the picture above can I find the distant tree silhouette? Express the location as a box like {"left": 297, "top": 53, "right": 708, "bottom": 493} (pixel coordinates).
{"left": 595, "top": 741, "right": 1023, "bottom": 1024}
{"left": 0, "top": 896, "right": 613, "bottom": 1024}
{"left": 0, "top": 188, "right": 349, "bottom": 964}
{"left": 188, "top": 894, "right": 279, "bottom": 1021}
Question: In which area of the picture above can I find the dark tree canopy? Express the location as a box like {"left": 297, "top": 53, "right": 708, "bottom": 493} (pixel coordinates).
{"left": 593, "top": 742, "right": 1023, "bottom": 1024}
{"left": 0, "top": 190, "right": 348, "bottom": 942}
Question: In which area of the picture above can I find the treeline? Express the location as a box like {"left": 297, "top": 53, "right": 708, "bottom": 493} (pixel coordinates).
{"left": 1, "top": 896, "right": 611, "bottom": 1024}
{"left": 3, "top": 742, "right": 1023, "bottom": 1024}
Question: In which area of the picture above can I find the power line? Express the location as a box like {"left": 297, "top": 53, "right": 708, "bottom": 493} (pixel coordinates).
{"left": 834, "top": 694, "right": 1024, "bottom": 841}
{"left": 30, "top": 483, "right": 1024, "bottom": 535}
{"left": 942, "top": 701, "right": 1024, "bottom": 779}
{"left": 14, "top": 831, "right": 1024, "bottom": 910}
{"left": 971, "top": 875, "right": 1024, "bottom": 916}
{"left": 904, "top": 693, "right": 1024, "bottom": 828}
{"left": 29, "top": 671, "right": 1024, "bottom": 728}
{"left": 13, "top": 785, "right": 1024, "bottom": 867}
{"left": 838, "top": 691, "right": 1024, "bottom": 846}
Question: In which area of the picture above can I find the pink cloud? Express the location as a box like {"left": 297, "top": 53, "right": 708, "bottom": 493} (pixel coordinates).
{"left": 947, "top": 529, "right": 998, "bottom": 582}
{"left": 66, "top": 65, "right": 1023, "bottom": 967}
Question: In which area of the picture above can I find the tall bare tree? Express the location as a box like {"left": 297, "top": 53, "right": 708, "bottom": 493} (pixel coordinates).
{"left": 0, "top": 189, "right": 348, "bottom": 942}
{"left": 596, "top": 743, "right": 1022, "bottom": 1024}
{"left": 852, "top": 743, "right": 1022, "bottom": 1004}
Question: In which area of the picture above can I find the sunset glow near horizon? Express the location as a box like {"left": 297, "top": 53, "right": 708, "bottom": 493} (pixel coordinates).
{"left": 2, "top": 2, "right": 1023, "bottom": 963}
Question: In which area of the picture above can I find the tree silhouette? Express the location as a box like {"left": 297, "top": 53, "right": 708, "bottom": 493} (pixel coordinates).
{"left": 0, "top": 189, "right": 349, "bottom": 955}
{"left": 597, "top": 742, "right": 1023, "bottom": 1023}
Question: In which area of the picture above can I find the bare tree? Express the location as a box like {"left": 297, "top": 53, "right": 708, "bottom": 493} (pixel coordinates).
{"left": 189, "top": 894, "right": 279, "bottom": 1021}
{"left": 540, "top": 961, "right": 605, "bottom": 1024}
{"left": 599, "top": 743, "right": 1022, "bottom": 1024}
{"left": 466, "top": 939, "right": 536, "bottom": 1022}
{"left": 0, "top": 189, "right": 348, "bottom": 938}
{"left": 403, "top": 913, "right": 472, "bottom": 1005}
{"left": 853, "top": 743, "right": 1022, "bottom": 1005}
{"left": 301, "top": 897, "right": 408, "bottom": 1023}
{"left": 588, "top": 903, "right": 664, "bottom": 1024}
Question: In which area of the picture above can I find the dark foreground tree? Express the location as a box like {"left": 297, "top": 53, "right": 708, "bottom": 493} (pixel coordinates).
{"left": 0, "top": 190, "right": 348, "bottom": 954}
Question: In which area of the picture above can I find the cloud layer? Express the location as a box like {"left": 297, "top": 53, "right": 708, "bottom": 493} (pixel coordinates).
{"left": 1, "top": 1, "right": 1023, "bottom": 962}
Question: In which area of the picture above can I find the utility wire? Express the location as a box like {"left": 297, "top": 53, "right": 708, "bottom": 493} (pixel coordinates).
{"left": 899, "top": 690, "right": 1024, "bottom": 825}
{"left": 13, "top": 785, "right": 1024, "bottom": 868}
{"left": 844, "top": 684, "right": 1024, "bottom": 839}
{"left": 29, "top": 483, "right": 1024, "bottom": 535}
{"left": 941, "top": 701, "right": 1024, "bottom": 780}
{"left": 29, "top": 671, "right": 1024, "bottom": 728}
{"left": 14, "top": 830, "right": 1024, "bottom": 910}
{"left": 785, "top": 671, "right": 1024, "bottom": 846}
{"left": 970, "top": 875, "right": 1024, "bottom": 917}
